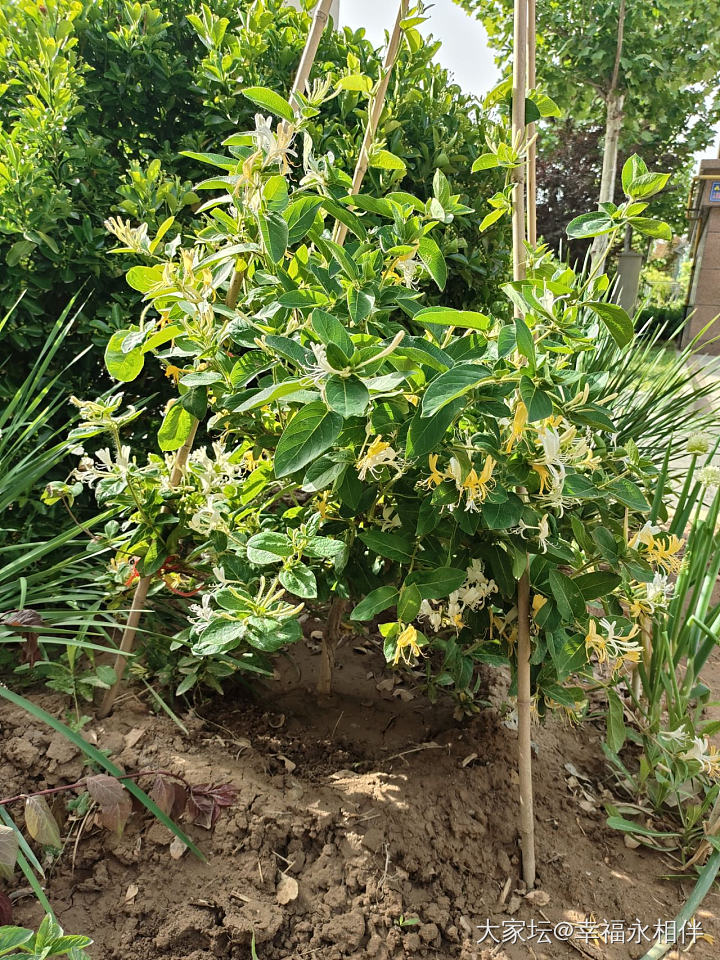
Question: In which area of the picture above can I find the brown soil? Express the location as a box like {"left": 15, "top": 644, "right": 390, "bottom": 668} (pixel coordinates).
{"left": 1, "top": 636, "right": 718, "bottom": 960}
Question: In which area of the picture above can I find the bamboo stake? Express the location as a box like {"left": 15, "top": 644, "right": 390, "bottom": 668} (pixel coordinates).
{"left": 332, "top": 0, "right": 409, "bottom": 247}
{"left": 100, "top": 5, "right": 335, "bottom": 718}
{"left": 290, "top": 0, "right": 334, "bottom": 106}
{"left": 512, "top": 0, "right": 536, "bottom": 891}
{"left": 526, "top": 0, "right": 537, "bottom": 246}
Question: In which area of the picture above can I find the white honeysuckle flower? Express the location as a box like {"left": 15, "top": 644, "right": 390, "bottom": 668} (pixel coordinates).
{"left": 646, "top": 572, "right": 673, "bottom": 607}
{"left": 380, "top": 505, "right": 402, "bottom": 531}
{"left": 418, "top": 599, "right": 443, "bottom": 633}
{"left": 188, "top": 594, "right": 214, "bottom": 633}
{"left": 659, "top": 724, "right": 689, "bottom": 745}
{"left": 188, "top": 495, "right": 228, "bottom": 535}
{"left": 356, "top": 437, "right": 403, "bottom": 481}
{"left": 629, "top": 521, "right": 660, "bottom": 548}
{"left": 681, "top": 736, "right": 720, "bottom": 778}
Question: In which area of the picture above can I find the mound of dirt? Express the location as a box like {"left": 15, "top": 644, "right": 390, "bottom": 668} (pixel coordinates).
{"left": 1, "top": 637, "right": 718, "bottom": 960}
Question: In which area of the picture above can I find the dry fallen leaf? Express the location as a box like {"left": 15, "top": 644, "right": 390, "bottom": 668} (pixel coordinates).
{"left": 624, "top": 834, "right": 641, "bottom": 849}
{"left": 461, "top": 753, "right": 478, "bottom": 768}
{"left": 276, "top": 872, "right": 299, "bottom": 905}
{"left": 169, "top": 836, "right": 188, "bottom": 860}
{"left": 525, "top": 889, "right": 550, "bottom": 907}
{"left": 278, "top": 755, "right": 296, "bottom": 773}
{"left": 124, "top": 883, "right": 138, "bottom": 903}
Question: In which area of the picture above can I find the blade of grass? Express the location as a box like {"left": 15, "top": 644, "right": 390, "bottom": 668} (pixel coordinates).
{"left": 0, "top": 685, "right": 205, "bottom": 862}
{"left": 640, "top": 849, "right": 720, "bottom": 960}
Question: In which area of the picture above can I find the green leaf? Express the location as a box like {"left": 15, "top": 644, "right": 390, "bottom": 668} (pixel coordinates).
{"left": 347, "top": 287, "right": 375, "bottom": 324}
{"left": 482, "top": 495, "right": 523, "bottom": 530}
{"left": 471, "top": 153, "right": 500, "bottom": 172}
{"left": 406, "top": 398, "right": 462, "bottom": 459}
{"left": 514, "top": 316, "right": 535, "bottom": 371}
{"left": 157, "top": 404, "right": 194, "bottom": 452}
{"left": 586, "top": 301, "right": 634, "bottom": 348}
{"left": 358, "top": 530, "right": 413, "bottom": 563}
{"left": 325, "top": 376, "right": 370, "bottom": 418}
{"left": 125, "top": 264, "right": 163, "bottom": 293}
{"left": 621, "top": 154, "right": 648, "bottom": 194}
{"left": 625, "top": 172, "right": 669, "bottom": 200}
{"left": 573, "top": 571, "right": 621, "bottom": 601}
{"left": 421, "top": 363, "right": 491, "bottom": 417}
{"left": 234, "top": 378, "right": 310, "bottom": 413}
{"left": 336, "top": 73, "right": 373, "bottom": 93}
{"left": 350, "top": 585, "right": 399, "bottom": 621}
{"left": 241, "top": 86, "right": 294, "bottom": 122}
{"left": 192, "top": 620, "right": 246, "bottom": 656}
{"left": 0, "top": 927, "right": 34, "bottom": 954}
{"left": 263, "top": 174, "right": 289, "bottom": 212}
{"left": 606, "top": 478, "right": 650, "bottom": 512}
{"left": 104, "top": 330, "right": 144, "bottom": 382}
{"left": 414, "top": 307, "right": 490, "bottom": 331}
{"left": 606, "top": 689, "right": 627, "bottom": 754}
{"left": 417, "top": 236, "right": 447, "bottom": 290}
{"left": 370, "top": 149, "right": 407, "bottom": 173}
{"left": 548, "top": 569, "right": 586, "bottom": 621}
{"left": 246, "top": 618, "right": 301, "bottom": 652}
{"left": 301, "top": 456, "right": 344, "bottom": 492}
{"left": 405, "top": 566, "right": 466, "bottom": 599}
{"left": 566, "top": 212, "right": 614, "bottom": 239}
{"left": 629, "top": 217, "right": 672, "bottom": 240}
{"left": 397, "top": 583, "right": 422, "bottom": 623}
{"left": 279, "top": 565, "right": 317, "bottom": 599}
{"left": 606, "top": 816, "right": 675, "bottom": 840}
{"left": 259, "top": 210, "right": 288, "bottom": 262}
{"left": 518, "top": 377, "right": 553, "bottom": 421}
{"left": 480, "top": 208, "right": 505, "bottom": 231}
{"left": 246, "top": 532, "right": 293, "bottom": 565}
{"left": 274, "top": 402, "right": 343, "bottom": 477}
{"left": 311, "top": 309, "right": 353, "bottom": 357}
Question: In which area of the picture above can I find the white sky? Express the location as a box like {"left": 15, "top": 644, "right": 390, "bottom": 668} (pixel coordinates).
{"left": 340, "top": 0, "right": 500, "bottom": 100}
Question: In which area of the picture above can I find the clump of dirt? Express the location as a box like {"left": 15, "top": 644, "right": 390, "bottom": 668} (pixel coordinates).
{"left": 1, "top": 637, "right": 718, "bottom": 960}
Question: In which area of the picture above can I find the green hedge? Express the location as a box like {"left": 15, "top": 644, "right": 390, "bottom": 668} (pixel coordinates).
{"left": 0, "top": 0, "right": 508, "bottom": 395}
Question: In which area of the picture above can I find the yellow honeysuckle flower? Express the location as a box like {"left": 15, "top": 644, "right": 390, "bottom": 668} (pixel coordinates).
{"left": 315, "top": 490, "right": 331, "bottom": 519}
{"left": 531, "top": 462, "right": 551, "bottom": 494}
{"left": 645, "top": 533, "right": 684, "bottom": 573}
{"left": 504, "top": 400, "right": 528, "bottom": 452}
{"left": 424, "top": 454, "right": 445, "bottom": 488}
{"left": 460, "top": 455, "right": 495, "bottom": 510}
{"left": 165, "top": 364, "right": 181, "bottom": 386}
{"left": 532, "top": 594, "right": 547, "bottom": 620}
{"left": 393, "top": 624, "right": 422, "bottom": 665}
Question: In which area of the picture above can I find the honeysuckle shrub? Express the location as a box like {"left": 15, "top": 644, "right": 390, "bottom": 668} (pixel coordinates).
{"left": 62, "top": 83, "right": 682, "bottom": 711}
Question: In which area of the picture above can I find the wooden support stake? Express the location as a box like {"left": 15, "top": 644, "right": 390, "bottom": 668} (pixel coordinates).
{"left": 512, "top": 0, "right": 536, "bottom": 891}
{"left": 526, "top": 0, "right": 537, "bottom": 246}
{"left": 332, "top": 0, "right": 409, "bottom": 247}
{"left": 290, "top": 0, "right": 334, "bottom": 106}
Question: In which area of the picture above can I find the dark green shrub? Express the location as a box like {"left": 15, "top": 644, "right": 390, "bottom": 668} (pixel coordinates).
{"left": 0, "top": 0, "right": 508, "bottom": 397}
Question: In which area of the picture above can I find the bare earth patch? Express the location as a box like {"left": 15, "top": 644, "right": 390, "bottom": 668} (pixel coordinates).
{"left": 1, "top": 638, "right": 718, "bottom": 960}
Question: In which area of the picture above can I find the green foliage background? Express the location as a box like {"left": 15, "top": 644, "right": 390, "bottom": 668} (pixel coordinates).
{"left": 0, "top": 0, "right": 509, "bottom": 397}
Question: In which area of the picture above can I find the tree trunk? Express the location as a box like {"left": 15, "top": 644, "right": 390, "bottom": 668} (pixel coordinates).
{"left": 317, "top": 597, "right": 347, "bottom": 696}
{"left": 590, "top": 90, "right": 625, "bottom": 269}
